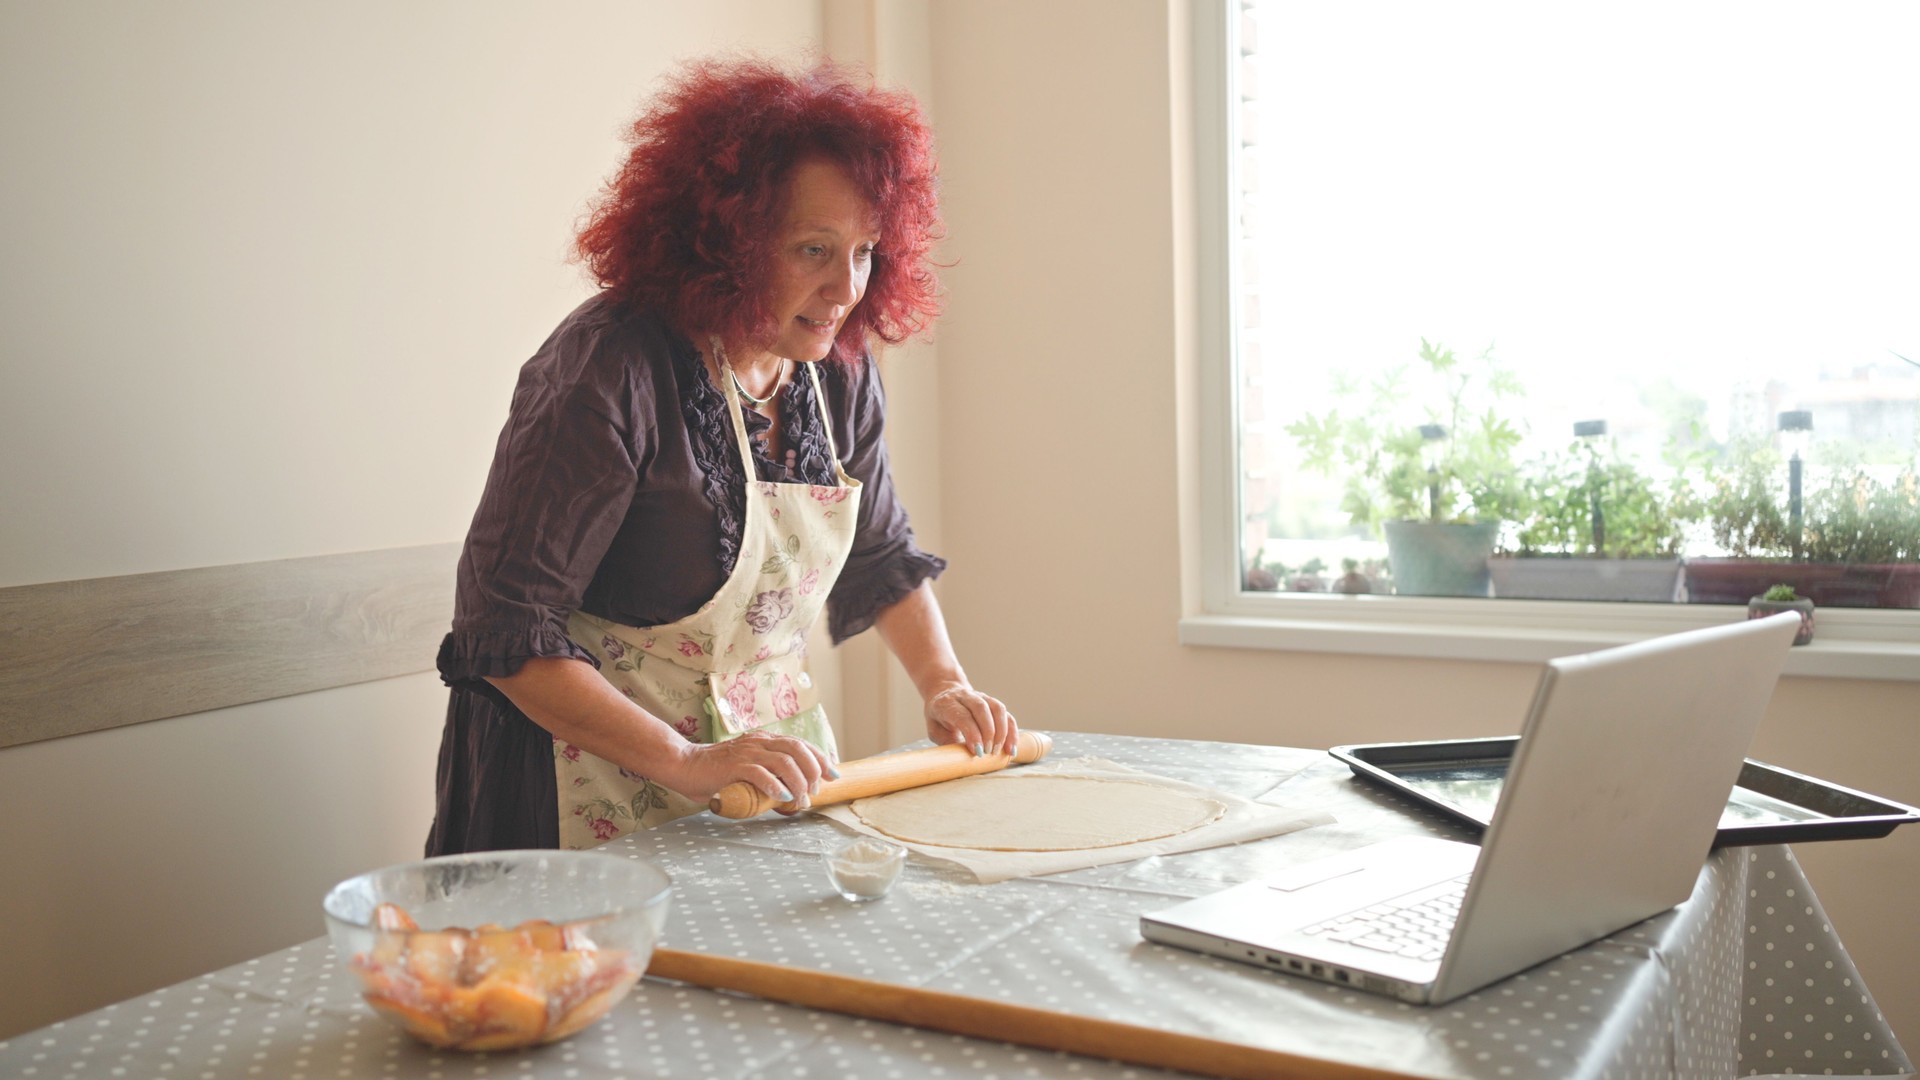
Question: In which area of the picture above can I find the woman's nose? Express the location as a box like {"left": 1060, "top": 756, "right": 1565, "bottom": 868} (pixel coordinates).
{"left": 822, "top": 259, "right": 861, "bottom": 305}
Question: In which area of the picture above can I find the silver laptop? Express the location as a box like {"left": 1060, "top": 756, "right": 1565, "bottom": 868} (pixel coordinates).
{"left": 1140, "top": 613, "right": 1802, "bottom": 1005}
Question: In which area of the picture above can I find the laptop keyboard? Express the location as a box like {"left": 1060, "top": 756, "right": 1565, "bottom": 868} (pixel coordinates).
{"left": 1299, "top": 875, "right": 1469, "bottom": 962}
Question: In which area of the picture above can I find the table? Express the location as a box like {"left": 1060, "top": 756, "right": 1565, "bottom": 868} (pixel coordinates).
{"left": 2, "top": 733, "right": 1910, "bottom": 1079}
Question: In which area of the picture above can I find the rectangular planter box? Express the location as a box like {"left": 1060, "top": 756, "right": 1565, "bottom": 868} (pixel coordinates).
{"left": 1488, "top": 557, "right": 1684, "bottom": 602}
{"left": 1682, "top": 559, "right": 1920, "bottom": 609}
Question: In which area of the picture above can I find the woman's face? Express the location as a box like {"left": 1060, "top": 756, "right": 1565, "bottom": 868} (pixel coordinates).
{"left": 762, "top": 158, "right": 880, "bottom": 364}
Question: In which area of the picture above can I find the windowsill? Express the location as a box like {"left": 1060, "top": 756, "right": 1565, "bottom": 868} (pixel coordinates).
{"left": 1179, "top": 596, "right": 1920, "bottom": 681}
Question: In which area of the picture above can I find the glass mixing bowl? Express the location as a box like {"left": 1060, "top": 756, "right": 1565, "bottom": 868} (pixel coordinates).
{"left": 322, "top": 850, "right": 671, "bottom": 1051}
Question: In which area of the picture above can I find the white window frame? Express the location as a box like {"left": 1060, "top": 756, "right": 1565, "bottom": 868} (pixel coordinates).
{"left": 1179, "top": 0, "right": 1920, "bottom": 681}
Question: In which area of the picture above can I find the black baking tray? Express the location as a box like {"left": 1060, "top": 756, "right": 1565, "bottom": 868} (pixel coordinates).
{"left": 1330, "top": 737, "right": 1920, "bottom": 847}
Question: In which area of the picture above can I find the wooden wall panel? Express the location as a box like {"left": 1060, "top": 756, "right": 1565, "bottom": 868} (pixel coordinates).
{"left": 0, "top": 543, "right": 459, "bottom": 748}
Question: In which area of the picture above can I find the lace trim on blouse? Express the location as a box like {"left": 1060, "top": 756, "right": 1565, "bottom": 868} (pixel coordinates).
{"left": 674, "top": 344, "right": 837, "bottom": 577}
{"left": 782, "top": 366, "right": 837, "bottom": 484}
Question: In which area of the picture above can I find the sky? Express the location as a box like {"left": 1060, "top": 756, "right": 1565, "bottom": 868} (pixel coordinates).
{"left": 1245, "top": 0, "right": 1920, "bottom": 482}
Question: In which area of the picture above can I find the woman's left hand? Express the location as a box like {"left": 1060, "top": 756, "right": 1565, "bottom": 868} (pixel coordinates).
{"left": 924, "top": 684, "right": 1018, "bottom": 758}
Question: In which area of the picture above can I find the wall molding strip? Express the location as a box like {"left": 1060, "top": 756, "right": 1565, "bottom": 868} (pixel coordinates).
{"left": 0, "top": 543, "right": 459, "bottom": 749}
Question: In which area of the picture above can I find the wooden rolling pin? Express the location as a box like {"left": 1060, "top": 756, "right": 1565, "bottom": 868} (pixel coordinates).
{"left": 645, "top": 948, "right": 1418, "bottom": 1080}
{"left": 707, "top": 729, "right": 1053, "bottom": 819}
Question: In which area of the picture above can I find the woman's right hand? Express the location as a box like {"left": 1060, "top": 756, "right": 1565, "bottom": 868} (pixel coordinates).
{"left": 486, "top": 658, "right": 838, "bottom": 810}
{"left": 662, "top": 731, "right": 839, "bottom": 810}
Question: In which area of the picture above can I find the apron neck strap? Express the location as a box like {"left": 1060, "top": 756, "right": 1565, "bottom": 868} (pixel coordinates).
{"left": 804, "top": 362, "right": 845, "bottom": 469}
{"left": 706, "top": 337, "right": 762, "bottom": 482}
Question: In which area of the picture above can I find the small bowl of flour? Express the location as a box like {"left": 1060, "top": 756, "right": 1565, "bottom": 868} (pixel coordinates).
{"left": 824, "top": 837, "right": 906, "bottom": 902}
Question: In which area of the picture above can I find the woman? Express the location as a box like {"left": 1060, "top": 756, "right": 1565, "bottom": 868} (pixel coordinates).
{"left": 427, "top": 58, "right": 1017, "bottom": 855}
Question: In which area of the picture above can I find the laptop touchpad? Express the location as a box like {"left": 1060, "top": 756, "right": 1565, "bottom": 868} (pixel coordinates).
{"left": 1268, "top": 859, "right": 1364, "bottom": 892}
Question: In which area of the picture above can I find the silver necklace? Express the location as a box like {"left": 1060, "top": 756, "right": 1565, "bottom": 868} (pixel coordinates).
{"left": 729, "top": 362, "right": 785, "bottom": 409}
{"left": 711, "top": 338, "right": 785, "bottom": 409}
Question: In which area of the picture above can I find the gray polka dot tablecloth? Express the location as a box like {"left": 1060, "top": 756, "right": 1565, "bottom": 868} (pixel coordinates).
{"left": 2, "top": 734, "right": 1909, "bottom": 1080}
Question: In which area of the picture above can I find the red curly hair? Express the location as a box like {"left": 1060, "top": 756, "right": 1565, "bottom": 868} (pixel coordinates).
{"left": 576, "top": 57, "right": 942, "bottom": 365}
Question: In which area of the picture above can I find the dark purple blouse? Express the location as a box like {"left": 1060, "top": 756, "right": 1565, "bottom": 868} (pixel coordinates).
{"left": 427, "top": 291, "right": 944, "bottom": 856}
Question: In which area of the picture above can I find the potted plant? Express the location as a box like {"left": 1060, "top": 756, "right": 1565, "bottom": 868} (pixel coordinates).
{"left": 1244, "top": 551, "right": 1281, "bottom": 592}
{"left": 1688, "top": 455, "right": 1920, "bottom": 609}
{"left": 1287, "top": 339, "right": 1526, "bottom": 597}
{"left": 1489, "top": 436, "right": 1701, "bottom": 601}
{"left": 1747, "top": 583, "right": 1816, "bottom": 645}
{"left": 1334, "top": 557, "right": 1375, "bottom": 594}
{"left": 1288, "top": 557, "right": 1330, "bottom": 593}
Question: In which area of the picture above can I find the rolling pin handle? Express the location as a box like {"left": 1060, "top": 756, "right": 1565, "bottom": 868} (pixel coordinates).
{"left": 709, "top": 782, "right": 771, "bottom": 819}
{"left": 1012, "top": 730, "right": 1052, "bottom": 764}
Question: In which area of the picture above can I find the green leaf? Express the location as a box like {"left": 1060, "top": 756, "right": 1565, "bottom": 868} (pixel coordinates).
{"left": 1418, "top": 338, "right": 1457, "bottom": 373}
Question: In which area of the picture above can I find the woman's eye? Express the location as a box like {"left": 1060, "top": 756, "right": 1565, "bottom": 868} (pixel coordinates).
{"left": 802, "top": 244, "right": 827, "bottom": 258}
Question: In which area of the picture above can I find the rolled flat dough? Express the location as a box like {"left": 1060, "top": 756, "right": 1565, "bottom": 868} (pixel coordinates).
{"left": 849, "top": 773, "right": 1229, "bottom": 851}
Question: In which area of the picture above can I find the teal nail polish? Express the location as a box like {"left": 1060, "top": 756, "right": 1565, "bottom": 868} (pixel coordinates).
{"left": 973, "top": 742, "right": 985, "bottom": 758}
{"left": 828, "top": 765, "right": 842, "bottom": 780}
{"left": 775, "top": 786, "right": 793, "bottom": 802}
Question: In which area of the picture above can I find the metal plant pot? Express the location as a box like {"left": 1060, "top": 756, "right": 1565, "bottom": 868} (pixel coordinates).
{"left": 1747, "top": 596, "right": 1816, "bottom": 645}
{"left": 1383, "top": 520, "right": 1499, "bottom": 597}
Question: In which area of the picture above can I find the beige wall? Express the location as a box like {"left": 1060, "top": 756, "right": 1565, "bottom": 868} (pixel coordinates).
{"left": 0, "top": 675, "right": 446, "bottom": 1035}
{"left": 3, "top": 0, "right": 1913, "bottom": 1053}
{"left": 819, "top": 0, "right": 945, "bottom": 756}
{"left": 0, "top": 0, "right": 827, "bottom": 1040}
{"left": 925, "top": 0, "right": 1919, "bottom": 1046}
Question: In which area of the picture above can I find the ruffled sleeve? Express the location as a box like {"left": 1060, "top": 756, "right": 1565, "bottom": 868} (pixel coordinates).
{"left": 437, "top": 298, "right": 652, "bottom": 695}
{"left": 823, "top": 356, "right": 948, "bottom": 643}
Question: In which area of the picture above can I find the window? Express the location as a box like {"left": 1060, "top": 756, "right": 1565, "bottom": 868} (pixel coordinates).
{"left": 1185, "top": 1, "right": 1920, "bottom": 678}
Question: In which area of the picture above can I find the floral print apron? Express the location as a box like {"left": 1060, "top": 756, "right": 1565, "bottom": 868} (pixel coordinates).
{"left": 555, "top": 349, "right": 861, "bottom": 848}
